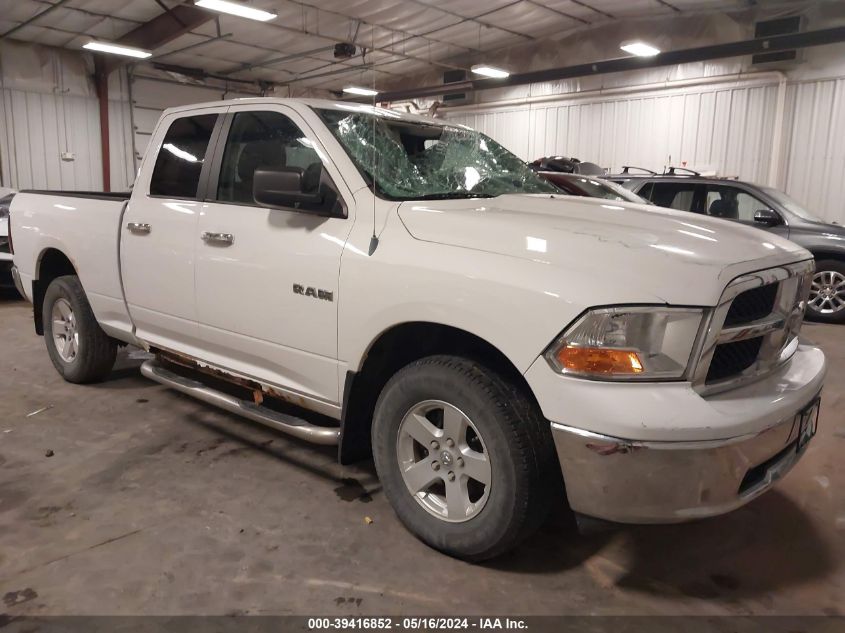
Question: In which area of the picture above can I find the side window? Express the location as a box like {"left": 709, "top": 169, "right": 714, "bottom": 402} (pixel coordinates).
{"left": 150, "top": 114, "right": 218, "bottom": 198}
{"left": 637, "top": 182, "right": 653, "bottom": 200}
{"left": 704, "top": 185, "right": 768, "bottom": 221}
{"left": 650, "top": 182, "right": 700, "bottom": 212}
{"left": 216, "top": 111, "right": 325, "bottom": 206}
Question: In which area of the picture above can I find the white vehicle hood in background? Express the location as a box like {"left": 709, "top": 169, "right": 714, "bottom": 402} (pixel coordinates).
{"left": 398, "top": 194, "right": 810, "bottom": 306}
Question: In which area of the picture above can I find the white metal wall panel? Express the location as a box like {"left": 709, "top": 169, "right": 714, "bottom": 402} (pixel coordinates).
{"left": 448, "top": 83, "right": 779, "bottom": 186}
{"left": 782, "top": 78, "right": 845, "bottom": 225}
{"left": 447, "top": 75, "right": 845, "bottom": 224}
{"left": 0, "top": 88, "right": 102, "bottom": 191}
{"left": 129, "top": 76, "right": 255, "bottom": 168}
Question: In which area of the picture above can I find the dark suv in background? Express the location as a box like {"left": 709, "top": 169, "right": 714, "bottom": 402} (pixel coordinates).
{"left": 606, "top": 168, "right": 845, "bottom": 323}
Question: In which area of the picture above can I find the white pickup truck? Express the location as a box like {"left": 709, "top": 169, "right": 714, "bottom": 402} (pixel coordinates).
{"left": 10, "top": 98, "right": 826, "bottom": 560}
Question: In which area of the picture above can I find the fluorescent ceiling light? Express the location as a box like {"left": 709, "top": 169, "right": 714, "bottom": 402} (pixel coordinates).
{"left": 194, "top": 0, "right": 277, "bottom": 22}
{"left": 471, "top": 64, "right": 509, "bottom": 78}
{"left": 343, "top": 86, "right": 379, "bottom": 96}
{"left": 83, "top": 41, "right": 152, "bottom": 59}
{"left": 620, "top": 41, "right": 660, "bottom": 57}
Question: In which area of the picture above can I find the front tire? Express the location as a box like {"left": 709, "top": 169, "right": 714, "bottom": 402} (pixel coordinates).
{"left": 807, "top": 259, "right": 845, "bottom": 324}
{"left": 43, "top": 275, "right": 117, "bottom": 383}
{"left": 372, "top": 356, "right": 560, "bottom": 561}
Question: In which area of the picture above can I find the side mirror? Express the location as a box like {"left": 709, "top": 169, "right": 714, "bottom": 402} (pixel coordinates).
{"left": 253, "top": 167, "right": 324, "bottom": 211}
{"left": 754, "top": 209, "right": 782, "bottom": 227}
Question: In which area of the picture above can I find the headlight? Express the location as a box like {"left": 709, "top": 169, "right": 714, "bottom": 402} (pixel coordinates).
{"left": 545, "top": 306, "right": 705, "bottom": 380}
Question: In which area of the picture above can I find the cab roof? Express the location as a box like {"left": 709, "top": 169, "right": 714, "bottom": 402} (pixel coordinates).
{"left": 161, "top": 97, "right": 450, "bottom": 127}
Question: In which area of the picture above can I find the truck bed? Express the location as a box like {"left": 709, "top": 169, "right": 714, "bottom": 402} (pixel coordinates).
{"left": 10, "top": 191, "right": 134, "bottom": 340}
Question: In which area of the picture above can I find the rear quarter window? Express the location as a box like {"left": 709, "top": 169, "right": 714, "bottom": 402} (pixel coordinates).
{"left": 149, "top": 114, "right": 218, "bottom": 198}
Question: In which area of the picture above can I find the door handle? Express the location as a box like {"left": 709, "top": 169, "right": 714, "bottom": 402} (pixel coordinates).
{"left": 201, "top": 231, "right": 235, "bottom": 246}
{"left": 126, "top": 222, "right": 151, "bottom": 234}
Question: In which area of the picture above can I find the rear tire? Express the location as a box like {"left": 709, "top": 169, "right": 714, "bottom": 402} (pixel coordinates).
{"left": 807, "top": 259, "right": 845, "bottom": 324}
{"left": 43, "top": 275, "right": 117, "bottom": 383}
{"left": 372, "top": 355, "right": 560, "bottom": 561}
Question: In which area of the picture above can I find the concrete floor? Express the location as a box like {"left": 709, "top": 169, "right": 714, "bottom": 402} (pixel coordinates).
{"left": 0, "top": 290, "right": 843, "bottom": 616}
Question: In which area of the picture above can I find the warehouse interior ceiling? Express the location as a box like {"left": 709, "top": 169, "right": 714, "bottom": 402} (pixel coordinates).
{"left": 0, "top": 0, "right": 823, "bottom": 95}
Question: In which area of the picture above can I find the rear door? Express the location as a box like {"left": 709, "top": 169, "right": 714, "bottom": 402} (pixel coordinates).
{"left": 643, "top": 180, "right": 705, "bottom": 213}
{"left": 121, "top": 107, "right": 227, "bottom": 352}
{"left": 192, "top": 104, "right": 354, "bottom": 407}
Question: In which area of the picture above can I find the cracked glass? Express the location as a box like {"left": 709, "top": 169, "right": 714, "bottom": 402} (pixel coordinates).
{"left": 316, "top": 107, "right": 557, "bottom": 201}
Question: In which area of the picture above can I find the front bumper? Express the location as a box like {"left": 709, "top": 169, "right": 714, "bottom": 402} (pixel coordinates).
{"left": 528, "top": 343, "right": 826, "bottom": 523}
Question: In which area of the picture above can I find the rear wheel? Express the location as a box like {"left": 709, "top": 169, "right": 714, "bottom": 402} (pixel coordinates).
{"left": 807, "top": 260, "right": 845, "bottom": 324}
{"left": 372, "top": 355, "right": 560, "bottom": 561}
{"left": 43, "top": 275, "right": 117, "bottom": 383}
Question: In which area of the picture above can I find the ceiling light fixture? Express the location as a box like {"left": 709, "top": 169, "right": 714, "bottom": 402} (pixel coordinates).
{"left": 194, "top": 0, "right": 277, "bottom": 22}
{"left": 83, "top": 41, "right": 152, "bottom": 58}
{"left": 620, "top": 41, "right": 661, "bottom": 57}
{"left": 471, "top": 64, "right": 510, "bottom": 79}
{"left": 343, "top": 86, "right": 379, "bottom": 96}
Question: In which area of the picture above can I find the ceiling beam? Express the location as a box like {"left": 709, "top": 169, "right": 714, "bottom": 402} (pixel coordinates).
{"left": 526, "top": 0, "right": 591, "bottom": 25}
{"left": 279, "top": 0, "right": 484, "bottom": 54}
{"left": 569, "top": 1, "right": 615, "bottom": 20}
{"left": 402, "top": 0, "right": 535, "bottom": 42}
{"left": 654, "top": 0, "right": 683, "bottom": 12}
{"left": 378, "top": 26, "right": 845, "bottom": 102}
{"left": 0, "top": 0, "right": 73, "bottom": 39}
{"left": 150, "top": 32, "right": 233, "bottom": 60}
{"left": 98, "top": 4, "right": 214, "bottom": 74}
{"left": 218, "top": 45, "right": 337, "bottom": 76}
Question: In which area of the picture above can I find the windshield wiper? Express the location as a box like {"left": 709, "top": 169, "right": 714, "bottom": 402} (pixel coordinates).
{"left": 411, "top": 192, "right": 495, "bottom": 200}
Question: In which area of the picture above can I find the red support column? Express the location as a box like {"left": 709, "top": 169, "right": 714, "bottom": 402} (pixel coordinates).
{"left": 94, "top": 58, "right": 110, "bottom": 192}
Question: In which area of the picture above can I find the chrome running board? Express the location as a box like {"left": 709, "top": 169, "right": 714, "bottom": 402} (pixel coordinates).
{"left": 140, "top": 360, "right": 340, "bottom": 446}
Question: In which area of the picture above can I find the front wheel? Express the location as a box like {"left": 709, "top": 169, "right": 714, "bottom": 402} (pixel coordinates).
{"left": 807, "top": 259, "right": 845, "bottom": 324}
{"left": 43, "top": 275, "right": 117, "bottom": 383}
{"left": 372, "top": 356, "right": 560, "bottom": 561}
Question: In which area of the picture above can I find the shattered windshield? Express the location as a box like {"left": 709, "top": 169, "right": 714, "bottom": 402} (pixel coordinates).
{"left": 316, "top": 107, "right": 558, "bottom": 200}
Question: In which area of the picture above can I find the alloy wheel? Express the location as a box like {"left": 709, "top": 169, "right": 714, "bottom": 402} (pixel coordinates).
{"left": 52, "top": 297, "right": 79, "bottom": 362}
{"left": 809, "top": 270, "right": 845, "bottom": 315}
{"left": 396, "top": 400, "right": 491, "bottom": 523}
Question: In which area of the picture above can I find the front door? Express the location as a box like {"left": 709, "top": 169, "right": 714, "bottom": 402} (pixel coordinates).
{"left": 193, "top": 105, "right": 354, "bottom": 406}
{"left": 702, "top": 183, "right": 790, "bottom": 240}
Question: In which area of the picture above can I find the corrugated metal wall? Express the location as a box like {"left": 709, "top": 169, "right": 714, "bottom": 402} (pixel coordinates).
{"left": 107, "top": 69, "right": 137, "bottom": 192}
{"left": 129, "top": 76, "right": 254, "bottom": 169}
{"left": 448, "top": 80, "right": 780, "bottom": 185}
{"left": 0, "top": 40, "right": 254, "bottom": 193}
{"left": 0, "top": 87, "right": 103, "bottom": 191}
{"left": 1, "top": 39, "right": 843, "bottom": 223}
{"left": 446, "top": 76, "right": 845, "bottom": 224}
{"left": 782, "top": 77, "right": 845, "bottom": 225}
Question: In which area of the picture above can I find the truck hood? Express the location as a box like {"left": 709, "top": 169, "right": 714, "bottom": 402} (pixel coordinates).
{"left": 398, "top": 194, "right": 810, "bottom": 306}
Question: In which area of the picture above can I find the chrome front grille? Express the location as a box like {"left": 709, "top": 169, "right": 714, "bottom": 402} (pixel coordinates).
{"left": 723, "top": 283, "right": 778, "bottom": 326}
{"left": 693, "top": 260, "right": 814, "bottom": 394}
{"left": 706, "top": 336, "right": 765, "bottom": 383}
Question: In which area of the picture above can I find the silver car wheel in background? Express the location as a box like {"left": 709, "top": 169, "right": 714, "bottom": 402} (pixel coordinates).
{"left": 809, "top": 270, "right": 845, "bottom": 314}
{"left": 52, "top": 297, "right": 79, "bottom": 362}
{"left": 396, "top": 399, "right": 492, "bottom": 523}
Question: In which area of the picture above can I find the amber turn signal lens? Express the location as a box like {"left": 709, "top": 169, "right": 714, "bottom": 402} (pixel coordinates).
{"left": 556, "top": 346, "right": 644, "bottom": 375}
